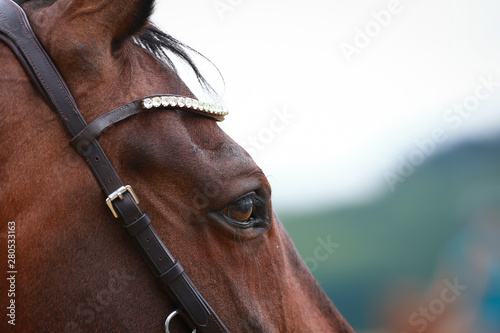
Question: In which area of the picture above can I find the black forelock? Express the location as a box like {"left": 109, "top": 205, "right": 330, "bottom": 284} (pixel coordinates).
{"left": 134, "top": 25, "right": 221, "bottom": 98}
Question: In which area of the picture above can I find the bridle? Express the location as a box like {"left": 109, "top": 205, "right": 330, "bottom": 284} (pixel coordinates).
{"left": 0, "top": 1, "right": 231, "bottom": 332}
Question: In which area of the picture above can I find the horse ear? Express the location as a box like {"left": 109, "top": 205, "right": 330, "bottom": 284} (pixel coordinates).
{"left": 39, "top": 0, "right": 155, "bottom": 51}
{"left": 112, "top": 0, "right": 155, "bottom": 49}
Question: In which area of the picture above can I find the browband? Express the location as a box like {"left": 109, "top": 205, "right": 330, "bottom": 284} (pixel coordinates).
{"left": 0, "top": 1, "right": 229, "bottom": 332}
{"left": 70, "top": 94, "right": 227, "bottom": 152}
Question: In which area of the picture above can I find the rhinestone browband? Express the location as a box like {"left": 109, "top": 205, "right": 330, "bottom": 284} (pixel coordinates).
{"left": 142, "top": 95, "right": 229, "bottom": 119}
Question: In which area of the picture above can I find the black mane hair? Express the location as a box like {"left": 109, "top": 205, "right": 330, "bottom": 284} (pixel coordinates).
{"left": 134, "top": 25, "right": 219, "bottom": 97}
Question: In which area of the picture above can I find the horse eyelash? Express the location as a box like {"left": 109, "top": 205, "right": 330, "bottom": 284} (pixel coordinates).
{"left": 251, "top": 194, "right": 266, "bottom": 208}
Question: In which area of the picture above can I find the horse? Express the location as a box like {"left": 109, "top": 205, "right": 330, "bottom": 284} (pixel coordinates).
{"left": 0, "top": 0, "right": 354, "bottom": 331}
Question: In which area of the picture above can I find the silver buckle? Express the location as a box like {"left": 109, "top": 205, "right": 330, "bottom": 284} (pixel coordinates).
{"left": 105, "top": 185, "right": 139, "bottom": 218}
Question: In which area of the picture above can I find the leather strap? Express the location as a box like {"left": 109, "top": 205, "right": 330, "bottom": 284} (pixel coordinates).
{"left": 0, "top": 1, "right": 229, "bottom": 332}
{"left": 123, "top": 212, "right": 152, "bottom": 237}
{"left": 70, "top": 100, "right": 144, "bottom": 153}
{"left": 158, "top": 261, "right": 185, "bottom": 286}
{"left": 70, "top": 96, "right": 224, "bottom": 153}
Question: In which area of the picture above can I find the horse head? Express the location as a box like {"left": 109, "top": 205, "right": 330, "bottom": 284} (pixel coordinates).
{"left": 0, "top": 0, "right": 353, "bottom": 331}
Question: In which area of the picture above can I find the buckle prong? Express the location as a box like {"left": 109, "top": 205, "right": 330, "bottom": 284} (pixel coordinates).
{"left": 106, "top": 185, "right": 139, "bottom": 218}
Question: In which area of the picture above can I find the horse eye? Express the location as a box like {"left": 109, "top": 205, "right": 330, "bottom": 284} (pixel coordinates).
{"left": 223, "top": 196, "right": 254, "bottom": 222}
{"left": 215, "top": 191, "right": 270, "bottom": 236}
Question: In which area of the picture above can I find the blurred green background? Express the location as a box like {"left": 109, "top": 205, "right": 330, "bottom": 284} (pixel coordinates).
{"left": 280, "top": 136, "right": 500, "bottom": 332}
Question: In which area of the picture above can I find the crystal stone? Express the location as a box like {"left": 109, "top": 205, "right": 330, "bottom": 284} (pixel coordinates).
{"left": 161, "top": 96, "right": 169, "bottom": 107}
{"left": 153, "top": 97, "right": 162, "bottom": 107}
{"left": 192, "top": 100, "right": 199, "bottom": 110}
{"left": 177, "top": 97, "right": 185, "bottom": 107}
{"left": 168, "top": 97, "right": 177, "bottom": 107}
{"left": 142, "top": 98, "right": 153, "bottom": 109}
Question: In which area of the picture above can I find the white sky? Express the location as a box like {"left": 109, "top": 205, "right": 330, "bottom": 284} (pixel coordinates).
{"left": 152, "top": 0, "right": 500, "bottom": 212}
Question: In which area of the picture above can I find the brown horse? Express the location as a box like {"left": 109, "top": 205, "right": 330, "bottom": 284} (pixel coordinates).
{"left": 0, "top": 0, "right": 353, "bottom": 331}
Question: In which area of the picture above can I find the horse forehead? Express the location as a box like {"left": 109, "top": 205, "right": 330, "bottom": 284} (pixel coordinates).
{"left": 151, "top": 116, "right": 260, "bottom": 202}
{"left": 123, "top": 112, "right": 258, "bottom": 183}
{"left": 180, "top": 117, "right": 256, "bottom": 177}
